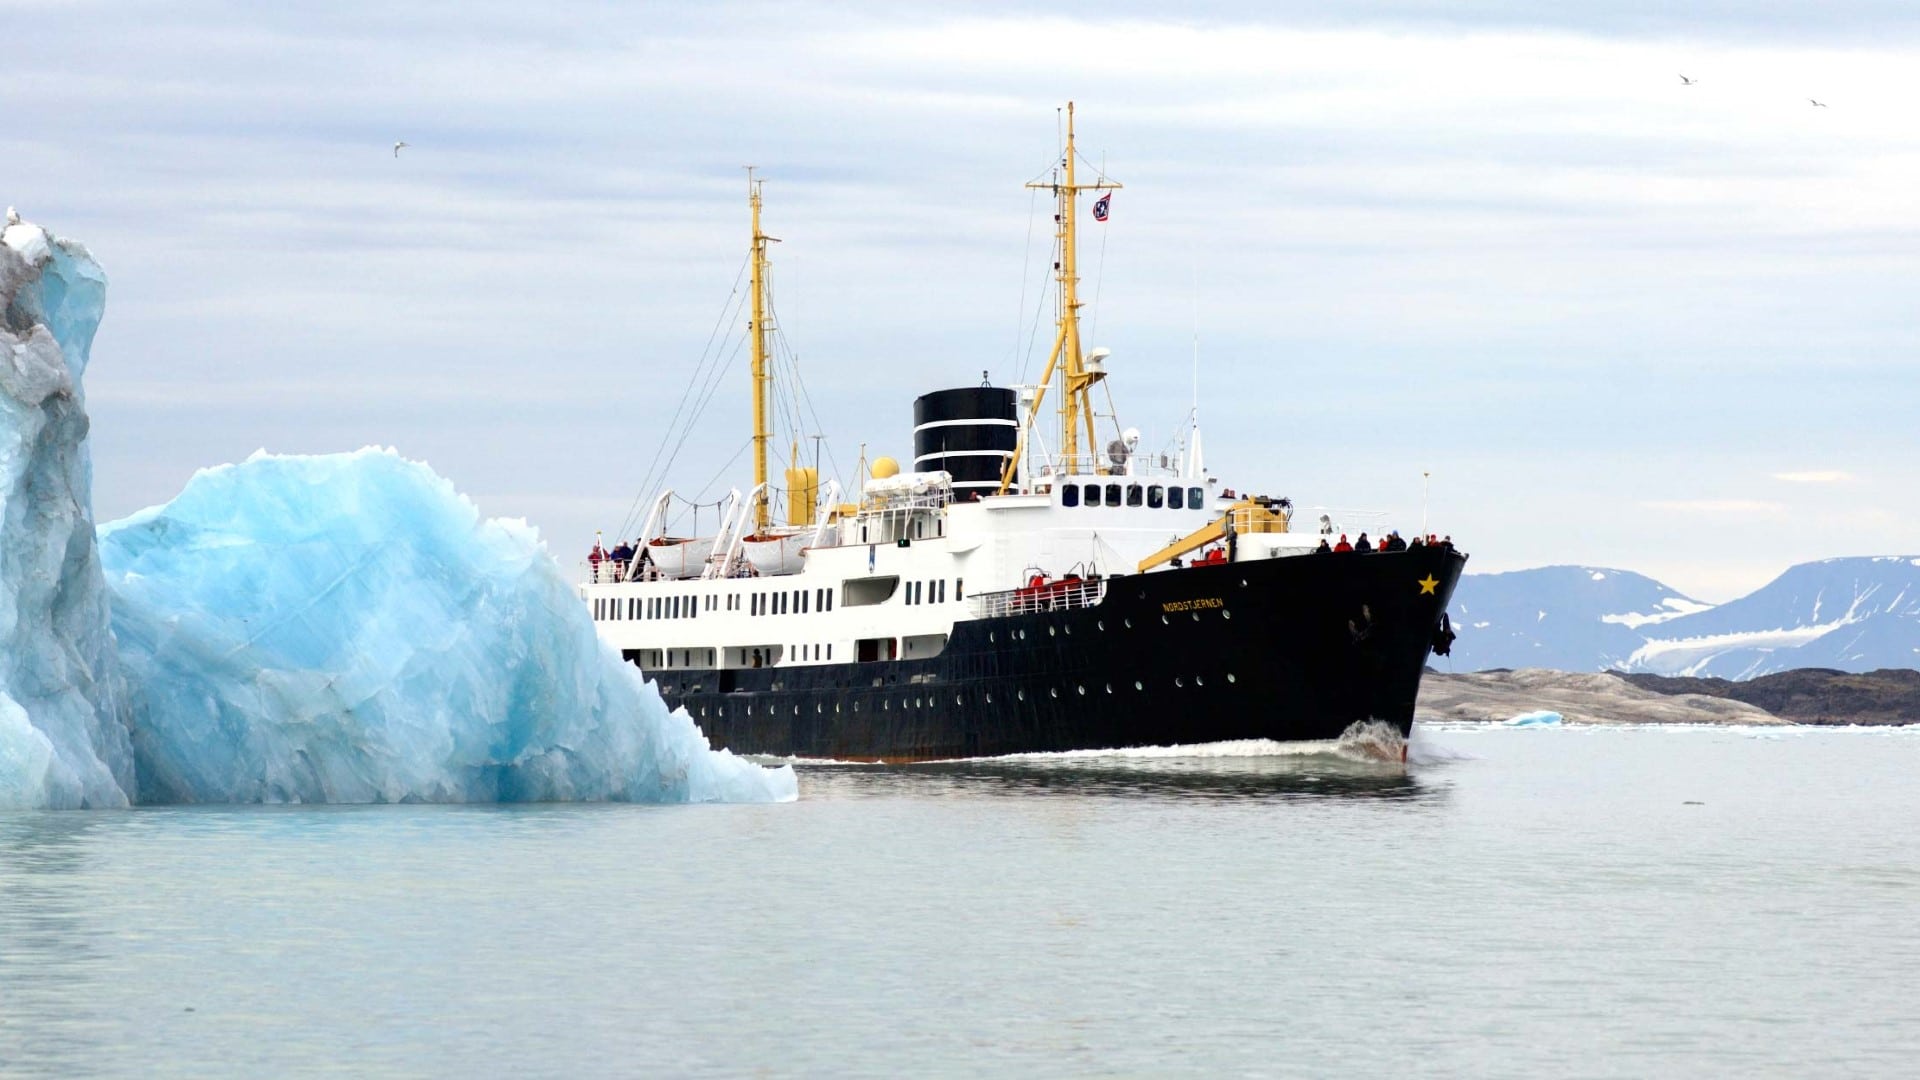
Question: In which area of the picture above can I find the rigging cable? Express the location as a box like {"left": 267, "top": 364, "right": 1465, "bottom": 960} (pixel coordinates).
{"left": 616, "top": 250, "right": 752, "bottom": 539}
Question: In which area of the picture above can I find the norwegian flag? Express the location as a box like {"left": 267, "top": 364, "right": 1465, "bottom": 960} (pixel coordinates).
{"left": 1091, "top": 191, "right": 1112, "bottom": 222}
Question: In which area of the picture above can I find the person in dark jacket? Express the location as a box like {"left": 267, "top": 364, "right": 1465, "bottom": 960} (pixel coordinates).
{"left": 1315, "top": 538, "right": 1332, "bottom": 554}
{"left": 1355, "top": 532, "right": 1373, "bottom": 552}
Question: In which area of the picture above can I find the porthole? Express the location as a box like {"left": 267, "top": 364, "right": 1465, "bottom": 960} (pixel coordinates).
{"left": 1017, "top": 690, "right": 1026, "bottom": 701}
{"left": 1097, "top": 620, "right": 1105, "bottom": 631}
{"left": 989, "top": 632, "right": 996, "bottom": 643}
{"left": 816, "top": 704, "right": 823, "bottom": 714}
{"left": 1161, "top": 615, "right": 1170, "bottom": 625}
{"left": 1196, "top": 676, "right": 1205, "bottom": 686}
{"left": 1124, "top": 618, "right": 1133, "bottom": 629}
{"left": 1076, "top": 685, "right": 1086, "bottom": 695}
{"left": 835, "top": 703, "right": 842, "bottom": 714}
{"left": 1191, "top": 612, "right": 1200, "bottom": 622}
{"left": 1223, "top": 610, "right": 1232, "bottom": 620}
{"left": 1175, "top": 677, "right": 1184, "bottom": 688}
{"left": 700, "top": 707, "right": 707, "bottom": 717}
{"left": 746, "top": 706, "right": 753, "bottom": 716}
{"left": 1137, "top": 590, "right": 1146, "bottom": 600}
{"left": 1105, "top": 684, "right": 1113, "bottom": 694}
{"left": 955, "top": 695, "right": 963, "bottom": 706}
{"left": 985, "top": 693, "right": 993, "bottom": 704}
{"left": 1240, "top": 578, "right": 1248, "bottom": 587}
{"left": 1049, "top": 626, "right": 1056, "bottom": 637}
{"left": 794, "top": 706, "right": 801, "bottom": 716}
{"left": 1064, "top": 625, "right": 1072, "bottom": 635}
{"left": 884, "top": 700, "right": 890, "bottom": 711}
{"left": 1050, "top": 688, "right": 1059, "bottom": 699}
{"left": 1134, "top": 680, "right": 1144, "bottom": 691}
{"left": 1227, "top": 673, "right": 1237, "bottom": 683}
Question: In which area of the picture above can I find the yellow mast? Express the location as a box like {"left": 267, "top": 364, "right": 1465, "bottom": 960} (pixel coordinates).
{"left": 1000, "top": 102, "right": 1121, "bottom": 494}
{"left": 747, "top": 168, "right": 778, "bottom": 533}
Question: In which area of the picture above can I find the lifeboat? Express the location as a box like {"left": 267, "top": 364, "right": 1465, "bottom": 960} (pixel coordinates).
{"left": 645, "top": 536, "right": 716, "bottom": 580}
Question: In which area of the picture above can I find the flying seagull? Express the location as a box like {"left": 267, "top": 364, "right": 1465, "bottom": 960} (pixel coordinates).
{"left": 1810, "top": 99, "right": 1828, "bottom": 107}
{"left": 393, "top": 140, "right": 410, "bottom": 157}
{"left": 1679, "top": 74, "right": 1697, "bottom": 85}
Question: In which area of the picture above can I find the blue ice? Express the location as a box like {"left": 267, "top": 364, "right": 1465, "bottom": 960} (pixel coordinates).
{"left": 1504, "top": 710, "right": 1564, "bottom": 727}
{"left": 0, "top": 217, "right": 134, "bottom": 808}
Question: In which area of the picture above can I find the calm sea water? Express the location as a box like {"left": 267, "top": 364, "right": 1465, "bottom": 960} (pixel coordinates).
{"left": 3, "top": 724, "right": 1917, "bottom": 1078}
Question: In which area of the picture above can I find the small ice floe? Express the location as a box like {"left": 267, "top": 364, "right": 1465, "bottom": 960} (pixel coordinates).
{"left": 1504, "top": 710, "right": 1563, "bottom": 727}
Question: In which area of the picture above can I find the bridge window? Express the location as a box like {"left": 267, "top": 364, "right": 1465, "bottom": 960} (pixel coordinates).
{"left": 1169, "top": 486, "right": 1184, "bottom": 510}
{"left": 1147, "top": 486, "right": 1164, "bottom": 509}
{"left": 1127, "top": 484, "right": 1143, "bottom": 507}
{"left": 1062, "top": 485, "right": 1079, "bottom": 507}
{"left": 1189, "top": 486, "right": 1205, "bottom": 509}
{"left": 1105, "top": 483, "right": 1122, "bottom": 506}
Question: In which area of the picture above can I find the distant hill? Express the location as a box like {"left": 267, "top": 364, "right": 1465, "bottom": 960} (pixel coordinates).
{"left": 1620, "top": 669, "right": 1920, "bottom": 726}
{"left": 1445, "top": 565, "right": 1709, "bottom": 672}
{"left": 1447, "top": 557, "right": 1920, "bottom": 679}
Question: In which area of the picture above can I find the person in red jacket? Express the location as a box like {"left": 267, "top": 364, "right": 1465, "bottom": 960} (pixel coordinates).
{"left": 1333, "top": 534, "right": 1353, "bottom": 553}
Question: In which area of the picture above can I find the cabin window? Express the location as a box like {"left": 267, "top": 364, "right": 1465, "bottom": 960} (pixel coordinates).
{"left": 936, "top": 579, "right": 946, "bottom": 604}
{"left": 1190, "top": 486, "right": 1205, "bottom": 508}
{"left": 1169, "top": 486, "right": 1184, "bottom": 510}
{"left": 843, "top": 576, "right": 898, "bottom": 606}
{"left": 1147, "top": 486, "right": 1164, "bottom": 509}
{"left": 955, "top": 578, "right": 963, "bottom": 599}
{"left": 1061, "top": 485, "right": 1079, "bottom": 507}
{"left": 1104, "top": 483, "right": 1122, "bottom": 506}
{"left": 1127, "top": 484, "right": 1143, "bottom": 507}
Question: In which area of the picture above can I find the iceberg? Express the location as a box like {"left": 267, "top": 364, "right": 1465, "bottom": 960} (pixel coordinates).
{"left": 1504, "top": 710, "right": 1563, "bottom": 727}
{"left": 0, "top": 214, "right": 793, "bottom": 807}
{"left": 102, "top": 449, "right": 795, "bottom": 804}
{"left": 0, "top": 215, "right": 135, "bottom": 808}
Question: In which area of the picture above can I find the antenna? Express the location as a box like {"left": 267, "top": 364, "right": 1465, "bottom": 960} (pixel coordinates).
{"left": 1191, "top": 245, "right": 1200, "bottom": 424}
{"left": 1422, "top": 470, "right": 1431, "bottom": 539}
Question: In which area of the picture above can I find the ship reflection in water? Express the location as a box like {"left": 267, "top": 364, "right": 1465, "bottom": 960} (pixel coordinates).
{"left": 788, "top": 742, "right": 1434, "bottom": 802}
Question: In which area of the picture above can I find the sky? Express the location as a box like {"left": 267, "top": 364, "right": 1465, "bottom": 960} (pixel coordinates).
{"left": 6, "top": 0, "right": 1919, "bottom": 602}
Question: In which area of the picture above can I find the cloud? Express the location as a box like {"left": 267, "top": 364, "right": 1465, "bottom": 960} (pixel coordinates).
{"left": 1641, "top": 499, "right": 1788, "bottom": 516}
{"left": 1771, "top": 469, "right": 1858, "bottom": 484}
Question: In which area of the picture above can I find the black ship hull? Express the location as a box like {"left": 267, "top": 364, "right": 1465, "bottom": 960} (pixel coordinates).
{"left": 641, "top": 547, "right": 1466, "bottom": 761}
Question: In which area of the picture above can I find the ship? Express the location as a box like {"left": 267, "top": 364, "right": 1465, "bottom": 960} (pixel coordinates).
{"left": 580, "top": 104, "right": 1467, "bottom": 761}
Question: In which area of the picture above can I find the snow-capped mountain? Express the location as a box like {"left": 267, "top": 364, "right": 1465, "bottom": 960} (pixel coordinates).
{"left": 1446, "top": 566, "right": 1709, "bottom": 672}
{"left": 1623, "top": 557, "right": 1920, "bottom": 678}
{"left": 1447, "top": 557, "right": 1920, "bottom": 678}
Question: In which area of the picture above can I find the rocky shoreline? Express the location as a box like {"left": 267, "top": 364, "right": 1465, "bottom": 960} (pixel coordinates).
{"left": 1417, "top": 669, "right": 1786, "bottom": 726}
{"left": 1419, "top": 667, "right": 1920, "bottom": 726}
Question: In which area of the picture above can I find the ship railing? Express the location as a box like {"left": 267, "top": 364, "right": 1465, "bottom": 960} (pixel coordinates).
{"left": 580, "top": 559, "right": 666, "bottom": 585}
{"left": 967, "top": 577, "right": 1107, "bottom": 619}
{"left": 1292, "top": 506, "right": 1396, "bottom": 542}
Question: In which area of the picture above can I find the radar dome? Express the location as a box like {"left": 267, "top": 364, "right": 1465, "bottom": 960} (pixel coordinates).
{"left": 871, "top": 456, "right": 900, "bottom": 480}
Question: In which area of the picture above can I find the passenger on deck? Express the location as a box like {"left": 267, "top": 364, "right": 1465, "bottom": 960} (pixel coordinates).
{"left": 1333, "top": 534, "right": 1353, "bottom": 553}
{"left": 1355, "top": 532, "right": 1373, "bottom": 553}
{"left": 1385, "top": 531, "right": 1406, "bottom": 552}
{"left": 1315, "top": 538, "right": 1332, "bottom": 554}
{"left": 751, "top": 649, "right": 763, "bottom": 668}
{"left": 1409, "top": 535, "right": 1425, "bottom": 548}
{"left": 588, "top": 542, "right": 606, "bottom": 568}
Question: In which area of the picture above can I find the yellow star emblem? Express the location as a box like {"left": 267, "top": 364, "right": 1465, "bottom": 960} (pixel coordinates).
{"left": 1417, "top": 574, "right": 1439, "bottom": 595}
